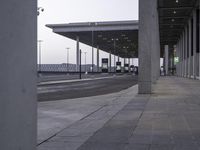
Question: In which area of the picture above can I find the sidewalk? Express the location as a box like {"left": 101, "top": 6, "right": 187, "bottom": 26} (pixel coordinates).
{"left": 38, "top": 77, "right": 200, "bottom": 150}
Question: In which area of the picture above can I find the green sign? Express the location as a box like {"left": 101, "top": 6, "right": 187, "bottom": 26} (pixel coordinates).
{"left": 174, "top": 57, "right": 179, "bottom": 64}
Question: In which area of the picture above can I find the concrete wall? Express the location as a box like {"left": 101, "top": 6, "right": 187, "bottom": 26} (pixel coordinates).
{"left": 0, "top": 1, "right": 37, "bottom": 150}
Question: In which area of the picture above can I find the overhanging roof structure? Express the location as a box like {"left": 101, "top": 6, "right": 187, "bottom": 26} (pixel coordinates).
{"left": 46, "top": 20, "right": 138, "bottom": 58}
{"left": 158, "top": 0, "right": 198, "bottom": 51}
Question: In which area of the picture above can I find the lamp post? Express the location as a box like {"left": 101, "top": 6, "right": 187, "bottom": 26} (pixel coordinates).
{"left": 38, "top": 40, "right": 43, "bottom": 74}
{"left": 79, "top": 49, "right": 82, "bottom": 79}
{"left": 66, "top": 47, "right": 70, "bottom": 72}
{"left": 111, "top": 38, "right": 119, "bottom": 73}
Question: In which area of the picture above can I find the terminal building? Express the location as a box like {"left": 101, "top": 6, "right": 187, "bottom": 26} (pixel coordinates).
{"left": 0, "top": 0, "right": 199, "bottom": 149}
{"left": 46, "top": 20, "right": 138, "bottom": 73}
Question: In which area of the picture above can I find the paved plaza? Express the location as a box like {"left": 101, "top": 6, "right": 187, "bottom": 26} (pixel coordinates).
{"left": 37, "top": 77, "right": 200, "bottom": 150}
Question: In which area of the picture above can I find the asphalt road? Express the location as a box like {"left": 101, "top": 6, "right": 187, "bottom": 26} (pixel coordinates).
{"left": 38, "top": 74, "right": 138, "bottom": 102}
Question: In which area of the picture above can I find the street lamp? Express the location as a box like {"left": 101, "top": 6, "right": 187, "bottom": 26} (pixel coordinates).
{"left": 37, "top": 7, "right": 44, "bottom": 16}
{"left": 79, "top": 49, "right": 82, "bottom": 79}
{"left": 111, "top": 38, "right": 119, "bottom": 72}
{"left": 66, "top": 47, "right": 70, "bottom": 72}
{"left": 38, "top": 40, "right": 43, "bottom": 74}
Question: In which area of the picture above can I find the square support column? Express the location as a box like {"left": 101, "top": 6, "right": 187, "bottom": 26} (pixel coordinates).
{"left": 97, "top": 46, "right": 100, "bottom": 72}
{"left": 0, "top": 1, "right": 37, "bottom": 150}
{"left": 181, "top": 37, "right": 184, "bottom": 77}
{"left": 76, "top": 36, "right": 80, "bottom": 72}
{"left": 183, "top": 32, "right": 186, "bottom": 77}
{"left": 139, "top": 0, "right": 160, "bottom": 94}
{"left": 184, "top": 26, "right": 188, "bottom": 77}
{"left": 181, "top": 35, "right": 184, "bottom": 77}
{"left": 164, "top": 45, "right": 169, "bottom": 75}
{"left": 197, "top": 7, "right": 200, "bottom": 80}
{"left": 193, "top": 10, "right": 197, "bottom": 79}
{"left": 188, "top": 19, "right": 192, "bottom": 78}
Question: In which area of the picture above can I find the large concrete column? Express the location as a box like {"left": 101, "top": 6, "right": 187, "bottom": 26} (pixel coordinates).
{"left": 197, "top": 8, "right": 200, "bottom": 80}
{"left": 176, "top": 43, "right": 180, "bottom": 76}
{"left": 181, "top": 32, "right": 186, "bottom": 77}
{"left": 97, "top": 46, "right": 99, "bottom": 72}
{"left": 188, "top": 19, "right": 192, "bottom": 77}
{"left": 184, "top": 26, "right": 188, "bottom": 77}
{"left": 179, "top": 40, "right": 182, "bottom": 76}
{"left": 187, "top": 24, "right": 190, "bottom": 77}
{"left": 182, "top": 32, "right": 186, "bottom": 77}
{"left": 0, "top": 1, "right": 37, "bottom": 150}
{"left": 109, "top": 52, "right": 112, "bottom": 72}
{"left": 178, "top": 39, "right": 181, "bottom": 76}
{"left": 177, "top": 41, "right": 181, "bottom": 76}
{"left": 139, "top": 0, "right": 160, "bottom": 94}
{"left": 180, "top": 36, "right": 183, "bottom": 77}
{"left": 193, "top": 10, "right": 197, "bottom": 79}
{"left": 76, "top": 36, "right": 80, "bottom": 71}
{"left": 155, "top": 9, "right": 161, "bottom": 80}
{"left": 164, "top": 45, "right": 169, "bottom": 75}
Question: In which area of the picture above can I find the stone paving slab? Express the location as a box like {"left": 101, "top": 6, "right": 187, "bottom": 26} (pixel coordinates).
{"left": 38, "top": 77, "right": 200, "bottom": 150}
{"left": 37, "top": 85, "right": 138, "bottom": 149}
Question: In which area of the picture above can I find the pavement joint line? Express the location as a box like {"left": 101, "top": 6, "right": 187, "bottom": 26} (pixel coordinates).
{"left": 37, "top": 84, "right": 138, "bottom": 147}
{"left": 37, "top": 104, "right": 108, "bottom": 146}
{"left": 38, "top": 74, "right": 133, "bottom": 86}
{"left": 75, "top": 85, "right": 139, "bottom": 149}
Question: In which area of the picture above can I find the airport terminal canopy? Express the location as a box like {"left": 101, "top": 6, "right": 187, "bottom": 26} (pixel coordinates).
{"left": 46, "top": 20, "right": 138, "bottom": 58}
{"left": 158, "top": 0, "right": 198, "bottom": 51}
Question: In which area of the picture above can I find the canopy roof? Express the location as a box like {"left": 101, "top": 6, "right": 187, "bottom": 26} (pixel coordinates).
{"left": 46, "top": 20, "right": 138, "bottom": 58}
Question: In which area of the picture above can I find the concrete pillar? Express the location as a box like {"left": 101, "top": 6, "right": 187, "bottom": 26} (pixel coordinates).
{"left": 118, "top": 55, "right": 120, "bottom": 62}
{"left": 183, "top": 35, "right": 185, "bottom": 77}
{"left": 97, "top": 46, "right": 99, "bottom": 72}
{"left": 185, "top": 26, "right": 188, "bottom": 77}
{"left": 177, "top": 42, "right": 181, "bottom": 76}
{"left": 176, "top": 44, "right": 179, "bottom": 76}
{"left": 181, "top": 33, "right": 184, "bottom": 77}
{"left": 188, "top": 19, "right": 192, "bottom": 77}
{"left": 139, "top": 0, "right": 160, "bottom": 94}
{"left": 180, "top": 37, "right": 183, "bottom": 77}
{"left": 164, "top": 45, "right": 169, "bottom": 75}
{"left": 187, "top": 24, "right": 190, "bottom": 77}
{"left": 155, "top": 10, "right": 161, "bottom": 80}
{"left": 76, "top": 36, "right": 80, "bottom": 71}
{"left": 193, "top": 10, "right": 197, "bottom": 79}
{"left": 114, "top": 55, "right": 116, "bottom": 72}
{"left": 198, "top": 8, "right": 200, "bottom": 80}
{"left": 109, "top": 52, "right": 112, "bottom": 72}
{"left": 0, "top": 1, "right": 37, "bottom": 150}
{"left": 179, "top": 41, "right": 181, "bottom": 76}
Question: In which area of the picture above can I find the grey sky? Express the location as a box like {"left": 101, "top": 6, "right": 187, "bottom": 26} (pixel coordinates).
{"left": 38, "top": 0, "right": 139, "bottom": 65}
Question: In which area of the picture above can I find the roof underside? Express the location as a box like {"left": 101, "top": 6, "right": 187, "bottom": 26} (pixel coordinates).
{"left": 46, "top": 21, "right": 138, "bottom": 58}
{"left": 158, "top": 0, "right": 198, "bottom": 52}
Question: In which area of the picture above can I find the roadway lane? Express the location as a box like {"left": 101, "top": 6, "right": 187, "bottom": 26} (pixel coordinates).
{"left": 38, "top": 74, "right": 138, "bottom": 102}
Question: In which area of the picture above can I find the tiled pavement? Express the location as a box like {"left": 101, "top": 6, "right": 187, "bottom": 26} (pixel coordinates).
{"left": 38, "top": 77, "right": 200, "bottom": 150}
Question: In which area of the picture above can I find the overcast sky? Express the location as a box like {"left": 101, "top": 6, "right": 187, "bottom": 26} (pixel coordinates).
{"left": 38, "top": 0, "right": 139, "bottom": 65}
